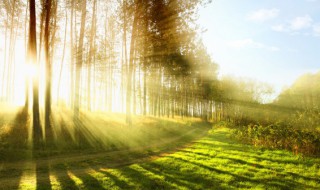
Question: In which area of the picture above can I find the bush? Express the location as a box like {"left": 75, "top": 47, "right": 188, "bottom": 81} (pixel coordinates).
{"left": 232, "top": 123, "right": 320, "bottom": 156}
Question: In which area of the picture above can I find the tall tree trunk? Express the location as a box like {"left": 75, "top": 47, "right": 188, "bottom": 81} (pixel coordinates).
{"left": 69, "top": 0, "right": 75, "bottom": 108}
{"left": 29, "top": 0, "right": 42, "bottom": 149}
{"left": 138, "top": 64, "right": 142, "bottom": 114}
{"left": 104, "top": 19, "right": 108, "bottom": 111}
{"left": 50, "top": 0, "right": 58, "bottom": 63}
{"left": 7, "top": 0, "right": 16, "bottom": 102}
{"left": 87, "top": 0, "right": 97, "bottom": 111}
{"left": 133, "top": 60, "right": 136, "bottom": 115}
{"left": 122, "top": 0, "right": 128, "bottom": 113}
{"left": 57, "top": 5, "right": 68, "bottom": 102}
{"left": 74, "top": 0, "right": 87, "bottom": 120}
{"left": 2, "top": 13, "right": 9, "bottom": 99}
{"left": 38, "top": 0, "right": 46, "bottom": 65}
{"left": 25, "top": 0, "right": 29, "bottom": 109}
{"left": 44, "top": 0, "right": 53, "bottom": 144}
{"left": 10, "top": 15, "right": 19, "bottom": 102}
{"left": 143, "top": 67, "right": 147, "bottom": 115}
{"left": 126, "top": 2, "right": 139, "bottom": 126}
{"left": 109, "top": 36, "right": 113, "bottom": 111}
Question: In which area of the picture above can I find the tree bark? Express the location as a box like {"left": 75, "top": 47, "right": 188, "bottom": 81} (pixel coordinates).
{"left": 25, "top": 0, "right": 29, "bottom": 109}
{"left": 70, "top": 0, "right": 75, "bottom": 108}
{"left": 122, "top": 0, "right": 128, "bottom": 113}
{"left": 44, "top": 0, "right": 53, "bottom": 144}
{"left": 126, "top": 1, "right": 139, "bottom": 126}
{"left": 87, "top": 0, "right": 97, "bottom": 111}
{"left": 74, "top": 0, "right": 87, "bottom": 120}
{"left": 29, "top": 0, "right": 42, "bottom": 149}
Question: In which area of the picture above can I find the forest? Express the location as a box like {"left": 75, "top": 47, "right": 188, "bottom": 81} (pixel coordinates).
{"left": 0, "top": 0, "right": 319, "bottom": 189}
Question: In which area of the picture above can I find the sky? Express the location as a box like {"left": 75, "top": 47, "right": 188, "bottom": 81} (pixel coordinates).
{"left": 198, "top": 0, "right": 320, "bottom": 95}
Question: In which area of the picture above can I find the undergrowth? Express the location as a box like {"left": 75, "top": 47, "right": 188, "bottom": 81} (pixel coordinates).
{"left": 229, "top": 122, "right": 320, "bottom": 156}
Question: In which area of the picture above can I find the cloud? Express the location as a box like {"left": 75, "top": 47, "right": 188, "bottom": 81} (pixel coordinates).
{"left": 313, "top": 24, "right": 320, "bottom": 36}
{"left": 272, "top": 15, "right": 320, "bottom": 37}
{"left": 247, "top": 8, "right": 280, "bottom": 22}
{"left": 289, "top": 15, "right": 313, "bottom": 30}
{"left": 269, "top": 46, "right": 280, "bottom": 51}
{"left": 228, "top": 38, "right": 280, "bottom": 51}
{"left": 228, "top": 39, "right": 261, "bottom": 48}
{"left": 271, "top": 24, "right": 286, "bottom": 32}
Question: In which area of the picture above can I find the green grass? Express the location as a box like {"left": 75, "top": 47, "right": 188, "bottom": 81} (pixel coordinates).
{"left": 1, "top": 124, "right": 320, "bottom": 189}
{"left": 0, "top": 107, "right": 208, "bottom": 161}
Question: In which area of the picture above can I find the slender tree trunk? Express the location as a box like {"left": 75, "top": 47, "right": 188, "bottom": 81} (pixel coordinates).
{"left": 141, "top": 0, "right": 149, "bottom": 116}
{"left": 87, "top": 0, "right": 97, "bottom": 111}
{"left": 2, "top": 13, "right": 9, "bottom": 99}
{"left": 133, "top": 60, "right": 136, "bottom": 115}
{"left": 7, "top": 0, "right": 16, "bottom": 102}
{"left": 74, "top": 0, "right": 87, "bottom": 119}
{"left": 38, "top": 1, "right": 46, "bottom": 65}
{"left": 158, "top": 66, "right": 162, "bottom": 117}
{"left": 29, "top": 0, "right": 41, "bottom": 149}
{"left": 44, "top": 0, "right": 53, "bottom": 144}
{"left": 126, "top": 2, "right": 139, "bottom": 125}
{"left": 50, "top": 1, "right": 58, "bottom": 62}
{"left": 69, "top": 0, "right": 75, "bottom": 108}
{"left": 25, "top": 0, "right": 29, "bottom": 109}
{"left": 57, "top": 5, "right": 68, "bottom": 102}
{"left": 92, "top": 48, "right": 96, "bottom": 111}
{"left": 138, "top": 64, "right": 142, "bottom": 114}
{"left": 109, "top": 31, "right": 113, "bottom": 111}
{"left": 104, "top": 19, "right": 108, "bottom": 111}
{"left": 122, "top": 0, "right": 128, "bottom": 113}
{"left": 10, "top": 15, "right": 19, "bottom": 102}
{"left": 143, "top": 67, "right": 147, "bottom": 115}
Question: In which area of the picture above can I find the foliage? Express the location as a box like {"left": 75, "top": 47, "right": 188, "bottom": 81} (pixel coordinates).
{"left": 232, "top": 123, "right": 320, "bottom": 156}
{"left": 275, "top": 71, "right": 320, "bottom": 110}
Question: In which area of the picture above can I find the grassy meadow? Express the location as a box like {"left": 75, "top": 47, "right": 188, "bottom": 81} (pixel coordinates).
{"left": 0, "top": 109, "right": 319, "bottom": 190}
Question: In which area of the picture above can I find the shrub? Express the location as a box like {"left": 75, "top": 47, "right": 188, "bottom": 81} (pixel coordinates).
{"left": 232, "top": 123, "right": 320, "bottom": 156}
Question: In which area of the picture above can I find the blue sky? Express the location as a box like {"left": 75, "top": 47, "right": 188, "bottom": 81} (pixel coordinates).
{"left": 198, "top": 0, "right": 320, "bottom": 95}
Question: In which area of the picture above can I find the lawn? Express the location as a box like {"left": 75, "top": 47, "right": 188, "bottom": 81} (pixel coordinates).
{"left": 0, "top": 112, "right": 320, "bottom": 189}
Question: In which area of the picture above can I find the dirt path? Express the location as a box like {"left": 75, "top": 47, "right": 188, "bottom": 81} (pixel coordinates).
{"left": 0, "top": 126, "right": 210, "bottom": 189}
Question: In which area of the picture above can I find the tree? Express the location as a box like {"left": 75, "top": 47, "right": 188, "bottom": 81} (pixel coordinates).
{"left": 126, "top": 0, "right": 139, "bottom": 126}
{"left": 74, "top": 0, "right": 87, "bottom": 129}
{"left": 28, "top": 0, "right": 42, "bottom": 149}
{"left": 87, "top": 0, "right": 97, "bottom": 111}
{"left": 44, "top": 0, "right": 53, "bottom": 144}
{"left": 24, "top": 0, "right": 29, "bottom": 109}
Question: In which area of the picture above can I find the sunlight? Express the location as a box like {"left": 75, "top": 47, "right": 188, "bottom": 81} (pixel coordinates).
{"left": 18, "top": 162, "right": 36, "bottom": 190}
{"left": 67, "top": 171, "right": 84, "bottom": 188}
{"left": 11, "top": 40, "right": 45, "bottom": 107}
{"left": 12, "top": 40, "right": 27, "bottom": 106}
{"left": 1, "top": 0, "right": 320, "bottom": 189}
{"left": 24, "top": 63, "right": 38, "bottom": 79}
{"left": 49, "top": 174, "right": 62, "bottom": 189}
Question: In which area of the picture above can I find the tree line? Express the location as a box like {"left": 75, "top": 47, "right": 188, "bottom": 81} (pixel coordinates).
{"left": 0, "top": 0, "right": 280, "bottom": 149}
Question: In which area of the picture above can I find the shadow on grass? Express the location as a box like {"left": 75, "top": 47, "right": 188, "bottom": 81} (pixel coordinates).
{"left": 0, "top": 108, "right": 30, "bottom": 160}
{"left": 36, "top": 160, "right": 51, "bottom": 190}
{"left": 142, "top": 162, "right": 221, "bottom": 189}
{"left": 52, "top": 164, "right": 78, "bottom": 190}
{"left": 69, "top": 169, "right": 105, "bottom": 190}
{"left": 98, "top": 169, "right": 132, "bottom": 189}
{"left": 0, "top": 164, "right": 23, "bottom": 190}
{"left": 1, "top": 112, "right": 319, "bottom": 190}
{"left": 0, "top": 108, "right": 29, "bottom": 189}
